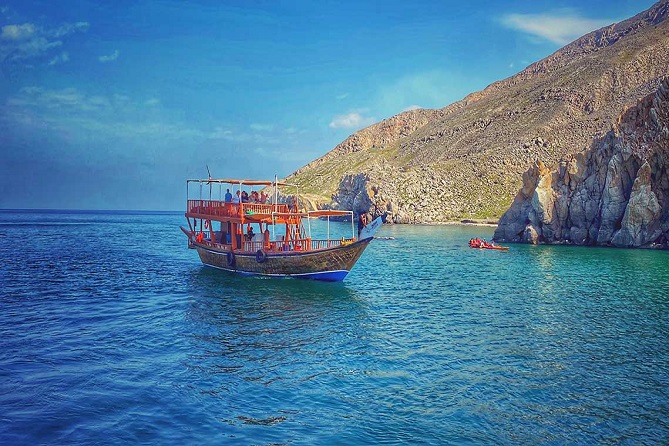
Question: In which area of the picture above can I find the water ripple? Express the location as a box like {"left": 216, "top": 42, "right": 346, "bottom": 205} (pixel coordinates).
{"left": 1, "top": 214, "right": 669, "bottom": 444}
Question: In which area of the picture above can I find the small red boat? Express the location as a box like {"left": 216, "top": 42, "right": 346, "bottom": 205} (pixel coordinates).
{"left": 468, "top": 238, "right": 509, "bottom": 251}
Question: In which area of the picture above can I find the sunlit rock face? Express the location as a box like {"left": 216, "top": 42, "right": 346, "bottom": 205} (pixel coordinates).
{"left": 494, "top": 78, "right": 669, "bottom": 248}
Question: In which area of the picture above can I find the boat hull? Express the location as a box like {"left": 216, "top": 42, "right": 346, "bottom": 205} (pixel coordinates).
{"left": 470, "top": 246, "right": 509, "bottom": 251}
{"left": 194, "top": 238, "right": 373, "bottom": 282}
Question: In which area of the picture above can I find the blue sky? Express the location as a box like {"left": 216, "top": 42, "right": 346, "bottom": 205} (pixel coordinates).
{"left": 0, "top": 0, "right": 655, "bottom": 210}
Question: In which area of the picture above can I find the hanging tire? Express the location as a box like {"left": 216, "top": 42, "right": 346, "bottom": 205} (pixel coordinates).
{"left": 255, "top": 249, "right": 267, "bottom": 263}
{"left": 226, "top": 250, "right": 235, "bottom": 267}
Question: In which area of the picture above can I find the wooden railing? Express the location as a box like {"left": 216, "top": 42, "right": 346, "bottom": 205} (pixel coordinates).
{"left": 187, "top": 200, "right": 289, "bottom": 218}
{"left": 310, "top": 239, "right": 346, "bottom": 250}
{"left": 187, "top": 200, "right": 237, "bottom": 217}
{"left": 194, "top": 237, "right": 350, "bottom": 253}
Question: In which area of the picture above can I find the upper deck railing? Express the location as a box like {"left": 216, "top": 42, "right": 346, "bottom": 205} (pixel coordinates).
{"left": 186, "top": 200, "right": 290, "bottom": 219}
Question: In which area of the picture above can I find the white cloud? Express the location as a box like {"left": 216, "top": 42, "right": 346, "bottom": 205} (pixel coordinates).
{"left": 500, "top": 10, "right": 613, "bottom": 45}
{"left": 249, "top": 123, "right": 274, "bottom": 132}
{"left": 54, "top": 22, "right": 89, "bottom": 37}
{"left": 209, "top": 126, "right": 234, "bottom": 139}
{"left": 48, "top": 51, "right": 69, "bottom": 66}
{"left": 2, "top": 86, "right": 209, "bottom": 144}
{"left": 0, "top": 21, "right": 89, "bottom": 67}
{"left": 1, "top": 23, "right": 36, "bottom": 40}
{"left": 11, "top": 86, "right": 85, "bottom": 109}
{"left": 376, "top": 70, "right": 471, "bottom": 115}
{"left": 402, "top": 105, "right": 423, "bottom": 112}
{"left": 6, "top": 86, "right": 154, "bottom": 116}
{"left": 98, "top": 49, "right": 119, "bottom": 63}
{"left": 328, "top": 111, "right": 376, "bottom": 129}
{"left": 7, "top": 36, "right": 62, "bottom": 60}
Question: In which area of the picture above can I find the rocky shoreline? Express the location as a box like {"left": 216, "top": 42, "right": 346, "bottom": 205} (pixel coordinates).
{"left": 494, "top": 78, "right": 669, "bottom": 249}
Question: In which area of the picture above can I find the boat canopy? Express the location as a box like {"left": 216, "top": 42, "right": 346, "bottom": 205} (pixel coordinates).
{"left": 186, "top": 178, "right": 293, "bottom": 187}
{"left": 307, "top": 210, "right": 353, "bottom": 218}
{"left": 262, "top": 210, "right": 353, "bottom": 221}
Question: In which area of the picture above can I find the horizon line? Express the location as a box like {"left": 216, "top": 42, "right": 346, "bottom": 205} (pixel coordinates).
{"left": 0, "top": 208, "right": 182, "bottom": 214}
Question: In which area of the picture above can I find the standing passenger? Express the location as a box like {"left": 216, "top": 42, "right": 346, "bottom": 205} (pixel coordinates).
{"left": 358, "top": 213, "right": 367, "bottom": 238}
{"left": 224, "top": 189, "right": 232, "bottom": 203}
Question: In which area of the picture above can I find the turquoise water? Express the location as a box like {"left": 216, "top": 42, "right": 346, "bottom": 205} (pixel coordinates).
{"left": 1, "top": 210, "right": 668, "bottom": 444}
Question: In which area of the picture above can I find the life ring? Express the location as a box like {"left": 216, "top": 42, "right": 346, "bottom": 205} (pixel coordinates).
{"left": 255, "top": 249, "right": 267, "bottom": 263}
{"left": 226, "top": 250, "right": 235, "bottom": 267}
{"left": 204, "top": 220, "right": 210, "bottom": 229}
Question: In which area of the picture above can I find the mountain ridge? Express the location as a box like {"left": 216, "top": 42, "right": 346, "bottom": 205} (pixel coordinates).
{"left": 286, "top": 0, "right": 669, "bottom": 223}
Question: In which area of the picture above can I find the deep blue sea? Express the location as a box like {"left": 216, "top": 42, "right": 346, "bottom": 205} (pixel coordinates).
{"left": 1, "top": 210, "right": 668, "bottom": 445}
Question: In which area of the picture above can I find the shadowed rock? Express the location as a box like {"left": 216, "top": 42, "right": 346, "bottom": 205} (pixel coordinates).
{"left": 494, "top": 78, "right": 669, "bottom": 248}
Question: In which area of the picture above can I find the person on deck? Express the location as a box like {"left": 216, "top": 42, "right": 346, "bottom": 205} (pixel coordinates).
{"left": 358, "top": 213, "right": 368, "bottom": 238}
{"left": 224, "top": 189, "right": 232, "bottom": 203}
{"left": 233, "top": 190, "right": 241, "bottom": 204}
{"left": 263, "top": 229, "right": 271, "bottom": 250}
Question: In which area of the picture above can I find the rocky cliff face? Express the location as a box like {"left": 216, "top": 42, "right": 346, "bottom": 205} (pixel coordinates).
{"left": 285, "top": 0, "right": 669, "bottom": 224}
{"left": 494, "top": 78, "right": 669, "bottom": 248}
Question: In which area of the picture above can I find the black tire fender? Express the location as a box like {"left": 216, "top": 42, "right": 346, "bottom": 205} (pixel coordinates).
{"left": 255, "top": 249, "right": 267, "bottom": 263}
{"left": 226, "top": 250, "right": 235, "bottom": 267}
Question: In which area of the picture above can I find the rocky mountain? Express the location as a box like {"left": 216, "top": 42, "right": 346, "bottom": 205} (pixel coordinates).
{"left": 285, "top": 0, "right": 669, "bottom": 224}
{"left": 494, "top": 77, "right": 669, "bottom": 248}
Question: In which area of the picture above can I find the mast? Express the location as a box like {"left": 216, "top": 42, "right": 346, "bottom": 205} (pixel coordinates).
{"left": 274, "top": 175, "right": 279, "bottom": 213}
{"left": 207, "top": 165, "right": 212, "bottom": 201}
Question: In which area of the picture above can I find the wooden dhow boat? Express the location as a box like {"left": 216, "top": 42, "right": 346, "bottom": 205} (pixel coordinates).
{"left": 181, "top": 177, "right": 382, "bottom": 281}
